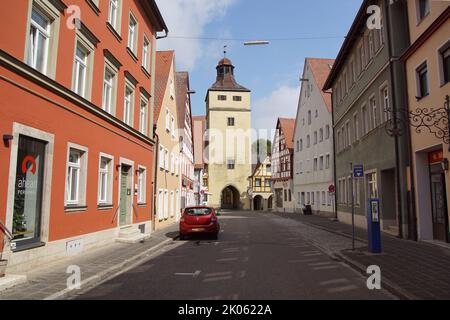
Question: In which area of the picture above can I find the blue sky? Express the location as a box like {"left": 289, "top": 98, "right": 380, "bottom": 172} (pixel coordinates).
{"left": 155, "top": 0, "right": 362, "bottom": 131}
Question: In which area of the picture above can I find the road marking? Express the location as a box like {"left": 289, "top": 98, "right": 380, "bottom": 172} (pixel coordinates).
{"left": 239, "top": 270, "right": 247, "bottom": 278}
{"left": 216, "top": 258, "right": 238, "bottom": 262}
{"left": 327, "top": 285, "right": 358, "bottom": 293}
{"left": 308, "top": 262, "right": 333, "bottom": 267}
{"left": 175, "top": 270, "right": 201, "bottom": 277}
{"left": 303, "top": 253, "right": 323, "bottom": 257}
{"left": 320, "top": 278, "right": 349, "bottom": 286}
{"left": 288, "top": 259, "right": 318, "bottom": 263}
{"left": 313, "top": 265, "right": 339, "bottom": 271}
{"left": 204, "top": 271, "right": 233, "bottom": 277}
{"left": 203, "top": 276, "right": 233, "bottom": 283}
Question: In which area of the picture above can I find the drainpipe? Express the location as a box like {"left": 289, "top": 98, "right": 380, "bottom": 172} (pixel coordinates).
{"left": 331, "top": 96, "right": 338, "bottom": 221}
{"left": 152, "top": 126, "right": 159, "bottom": 232}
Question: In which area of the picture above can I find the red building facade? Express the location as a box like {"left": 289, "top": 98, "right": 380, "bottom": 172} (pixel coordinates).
{"left": 0, "top": 0, "right": 167, "bottom": 272}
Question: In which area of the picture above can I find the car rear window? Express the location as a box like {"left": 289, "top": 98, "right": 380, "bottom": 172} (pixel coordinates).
{"left": 185, "top": 208, "right": 212, "bottom": 216}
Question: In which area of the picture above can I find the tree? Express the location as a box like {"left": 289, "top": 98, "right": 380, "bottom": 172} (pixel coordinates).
{"left": 252, "top": 139, "right": 272, "bottom": 164}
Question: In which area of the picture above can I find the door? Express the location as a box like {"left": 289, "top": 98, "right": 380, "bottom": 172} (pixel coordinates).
{"left": 119, "top": 166, "right": 130, "bottom": 226}
{"left": 12, "top": 135, "right": 46, "bottom": 247}
{"left": 430, "top": 164, "right": 448, "bottom": 242}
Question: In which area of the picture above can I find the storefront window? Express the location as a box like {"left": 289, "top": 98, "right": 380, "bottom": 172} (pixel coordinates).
{"left": 12, "top": 136, "right": 46, "bottom": 246}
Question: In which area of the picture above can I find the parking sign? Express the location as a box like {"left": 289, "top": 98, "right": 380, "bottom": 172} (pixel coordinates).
{"left": 353, "top": 165, "right": 364, "bottom": 178}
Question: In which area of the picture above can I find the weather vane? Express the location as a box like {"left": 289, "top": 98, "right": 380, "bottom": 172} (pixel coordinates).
{"left": 223, "top": 45, "right": 227, "bottom": 58}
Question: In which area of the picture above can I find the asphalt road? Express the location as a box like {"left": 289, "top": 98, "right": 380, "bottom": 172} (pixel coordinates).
{"left": 74, "top": 211, "right": 393, "bottom": 300}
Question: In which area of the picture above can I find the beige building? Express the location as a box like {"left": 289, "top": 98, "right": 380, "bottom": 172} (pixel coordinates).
{"left": 154, "top": 51, "right": 181, "bottom": 230}
{"left": 248, "top": 156, "right": 273, "bottom": 211}
{"left": 205, "top": 57, "right": 252, "bottom": 210}
{"left": 403, "top": 2, "right": 449, "bottom": 243}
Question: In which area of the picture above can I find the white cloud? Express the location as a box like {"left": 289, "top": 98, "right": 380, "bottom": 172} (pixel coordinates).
{"left": 155, "top": 0, "right": 238, "bottom": 70}
{"left": 252, "top": 85, "right": 300, "bottom": 132}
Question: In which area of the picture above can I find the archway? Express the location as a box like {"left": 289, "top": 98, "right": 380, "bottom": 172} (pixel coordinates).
{"left": 221, "top": 186, "right": 240, "bottom": 210}
{"left": 253, "top": 195, "right": 263, "bottom": 211}
{"left": 267, "top": 196, "right": 273, "bottom": 210}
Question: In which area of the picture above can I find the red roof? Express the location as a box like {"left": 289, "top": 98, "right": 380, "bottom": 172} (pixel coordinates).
{"left": 154, "top": 50, "right": 175, "bottom": 123}
{"left": 278, "top": 118, "right": 296, "bottom": 150}
{"left": 192, "top": 116, "right": 206, "bottom": 169}
{"left": 307, "top": 58, "right": 335, "bottom": 113}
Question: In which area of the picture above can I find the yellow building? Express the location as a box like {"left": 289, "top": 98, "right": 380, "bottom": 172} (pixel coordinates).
{"left": 154, "top": 51, "right": 181, "bottom": 230}
{"left": 248, "top": 156, "right": 273, "bottom": 211}
{"left": 403, "top": 2, "right": 449, "bottom": 243}
{"left": 205, "top": 57, "right": 252, "bottom": 210}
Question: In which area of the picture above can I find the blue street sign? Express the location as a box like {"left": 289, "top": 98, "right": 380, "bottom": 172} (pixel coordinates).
{"left": 353, "top": 165, "right": 364, "bottom": 178}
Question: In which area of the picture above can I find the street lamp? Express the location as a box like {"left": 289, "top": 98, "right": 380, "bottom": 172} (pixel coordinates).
{"left": 244, "top": 40, "right": 270, "bottom": 46}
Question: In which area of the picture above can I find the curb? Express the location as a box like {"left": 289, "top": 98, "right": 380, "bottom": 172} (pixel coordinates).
{"left": 334, "top": 251, "right": 418, "bottom": 300}
{"left": 44, "top": 236, "right": 177, "bottom": 300}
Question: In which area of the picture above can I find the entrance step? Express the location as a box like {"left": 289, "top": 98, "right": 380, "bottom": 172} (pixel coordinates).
{"left": 116, "top": 226, "right": 147, "bottom": 244}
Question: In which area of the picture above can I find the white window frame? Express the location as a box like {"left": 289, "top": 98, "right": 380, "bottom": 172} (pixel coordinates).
{"left": 142, "top": 35, "right": 151, "bottom": 71}
{"left": 124, "top": 83, "right": 134, "bottom": 126}
{"left": 65, "top": 143, "right": 88, "bottom": 208}
{"left": 98, "top": 153, "right": 114, "bottom": 205}
{"left": 28, "top": 6, "right": 50, "bottom": 74}
{"left": 137, "top": 166, "right": 147, "bottom": 204}
{"left": 127, "top": 12, "right": 138, "bottom": 53}
{"left": 139, "top": 96, "right": 148, "bottom": 135}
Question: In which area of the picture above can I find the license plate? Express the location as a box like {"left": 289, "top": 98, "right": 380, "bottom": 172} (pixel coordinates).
{"left": 192, "top": 228, "right": 205, "bottom": 232}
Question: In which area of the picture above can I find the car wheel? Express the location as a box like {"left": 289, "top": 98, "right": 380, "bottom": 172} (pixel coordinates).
{"left": 212, "top": 233, "right": 219, "bottom": 241}
{"left": 179, "top": 234, "right": 186, "bottom": 241}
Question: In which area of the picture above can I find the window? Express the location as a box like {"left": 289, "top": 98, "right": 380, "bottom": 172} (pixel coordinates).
{"left": 159, "top": 145, "right": 165, "bottom": 169}
{"left": 319, "top": 128, "right": 323, "bottom": 142}
{"left": 366, "top": 172, "right": 378, "bottom": 199}
{"left": 307, "top": 135, "right": 311, "bottom": 148}
{"left": 319, "top": 156, "right": 324, "bottom": 171}
{"left": 370, "top": 96, "right": 378, "bottom": 129}
{"left": 108, "top": 0, "right": 119, "bottom": 30}
{"left": 218, "top": 95, "right": 227, "bottom": 101}
{"left": 73, "top": 44, "right": 88, "bottom": 97}
{"left": 158, "top": 190, "right": 164, "bottom": 221}
{"left": 66, "top": 146, "right": 87, "bottom": 207}
{"left": 137, "top": 167, "right": 146, "bottom": 204}
{"left": 439, "top": 42, "right": 450, "bottom": 85}
{"left": 359, "top": 42, "right": 366, "bottom": 70}
{"left": 325, "top": 125, "right": 330, "bottom": 140}
{"left": 380, "top": 85, "right": 391, "bottom": 122}
{"left": 102, "top": 68, "right": 115, "bottom": 114}
{"left": 227, "top": 117, "right": 235, "bottom": 126}
{"left": 368, "top": 31, "right": 375, "bottom": 59}
{"left": 98, "top": 155, "right": 113, "bottom": 205}
{"left": 227, "top": 159, "right": 235, "bottom": 170}
{"left": 353, "top": 113, "right": 359, "bottom": 142}
{"left": 314, "top": 132, "right": 318, "bottom": 145}
{"left": 139, "top": 98, "right": 148, "bottom": 135}
{"left": 362, "top": 104, "right": 369, "bottom": 135}
{"left": 311, "top": 192, "right": 315, "bottom": 205}
{"left": 322, "top": 192, "right": 326, "bottom": 205}
{"left": 171, "top": 116, "right": 175, "bottom": 138}
{"left": 308, "top": 111, "right": 312, "bottom": 125}
{"left": 127, "top": 13, "right": 138, "bottom": 53}
{"left": 169, "top": 79, "right": 175, "bottom": 99}
{"left": 165, "top": 109, "right": 170, "bottom": 131}
{"left": 284, "top": 189, "right": 288, "bottom": 202}
{"left": 417, "top": 62, "right": 429, "bottom": 98}
{"left": 124, "top": 87, "right": 133, "bottom": 125}
{"left": 233, "top": 96, "right": 242, "bottom": 102}
{"left": 164, "top": 190, "right": 169, "bottom": 219}
{"left": 170, "top": 191, "right": 175, "bottom": 217}
{"left": 164, "top": 148, "right": 169, "bottom": 171}
{"left": 299, "top": 139, "right": 303, "bottom": 151}
{"left": 255, "top": 179, "right": 261, "bottom": 187}
{"left": 325, "top": 154, "right": 330, "bottom": 169}
{"left": 289, "top": 189, "right": 292, "bottom": 202}
{"left": 313, "top": 158, "right": 318, "bottom": 171}
{"left": 27, "top": 7, "right": 50, "bottom": 74}
{"left": 170, "top": 153, "right": 175, "bottom": 174}
{"left": 417, "top": 0, "right": 430, "bottom": 22}
{"left": 142, "top": 36, "right": 151, "bottom": 71}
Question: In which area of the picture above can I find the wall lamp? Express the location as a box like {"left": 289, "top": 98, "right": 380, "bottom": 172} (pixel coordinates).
{"left": 442, "top": 158, "right": 449, "bottom": 171}
{"left": 3, "top": 134, "right": 13, "bottom": 147}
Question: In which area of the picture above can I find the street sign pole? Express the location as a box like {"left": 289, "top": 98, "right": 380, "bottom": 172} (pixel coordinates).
{"left": 350, "top": 162, "right": 355, "bottom": 251}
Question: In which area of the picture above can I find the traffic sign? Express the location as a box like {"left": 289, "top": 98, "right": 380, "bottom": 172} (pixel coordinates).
{"left": 353, "top": 165, "right": 364, "bottom": 178}
{"left": 328, "top": 184, "right": 336, "bottom": 194}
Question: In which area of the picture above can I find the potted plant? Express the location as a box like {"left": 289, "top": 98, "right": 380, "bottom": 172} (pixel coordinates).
{"left": 0, "top": 222, "right": 13, "bottom": 278}
{"left": 0, "top": 239, "right": 7, "bottom": 278}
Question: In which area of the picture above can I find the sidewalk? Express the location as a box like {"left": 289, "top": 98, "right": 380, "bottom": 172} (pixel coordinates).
{"left": 273, "top": 212, "right": 450, "bottom": 300}
{"left": 0, "top": 224, "right": 179, "bottom": 300}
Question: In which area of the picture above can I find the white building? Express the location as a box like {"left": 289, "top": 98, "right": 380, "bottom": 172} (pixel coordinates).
{"left": 293, "top": 58, "right": 335, "bottom": 216}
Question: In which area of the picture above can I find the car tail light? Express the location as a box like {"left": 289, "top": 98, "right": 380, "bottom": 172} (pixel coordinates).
{"left": 211, "top": 216, "right": 217, "bottom": 223}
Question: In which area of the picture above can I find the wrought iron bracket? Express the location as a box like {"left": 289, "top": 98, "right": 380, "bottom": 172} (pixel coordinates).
{"left": 385, "top": 95, "right": 450, "bottom": 151}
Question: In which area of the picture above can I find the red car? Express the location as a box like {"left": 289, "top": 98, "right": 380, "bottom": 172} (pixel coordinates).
{"left": 179, "top": 207, "right": 220, "bottom": 240}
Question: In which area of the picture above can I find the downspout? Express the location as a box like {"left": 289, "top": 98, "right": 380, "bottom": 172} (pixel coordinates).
{"left": 384, "top": 0, "right": 410, "bottom": 239}
{"left": 331, "top": 96, "right": 338, "bottom": 221}
{"left": 152, "top": 127, "right": 159, "bottom": 232}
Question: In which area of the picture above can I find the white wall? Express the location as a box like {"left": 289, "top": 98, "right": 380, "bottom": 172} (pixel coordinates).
{"left": 293, "top": 62, "right": 334, "bottom": 215}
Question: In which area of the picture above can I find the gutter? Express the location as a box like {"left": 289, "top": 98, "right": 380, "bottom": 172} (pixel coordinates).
{"left": 152, "top": 128, "right": 160, "bottom": 232}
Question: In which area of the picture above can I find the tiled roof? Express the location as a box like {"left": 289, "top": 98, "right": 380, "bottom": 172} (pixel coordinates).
{"left": 193, "top": 116, "right": 206, "bottom": 169}
{"left": 307, "top": 58, "right": 335, "bottom": 113}
{"left": 278, "top": 118, "right": 296, "bottom": 150}
{"left": 154, "top": 50, "right": 174, "bottom": 123}
{"left": 208, "top": 58, "right": 250, "bottom": 92}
